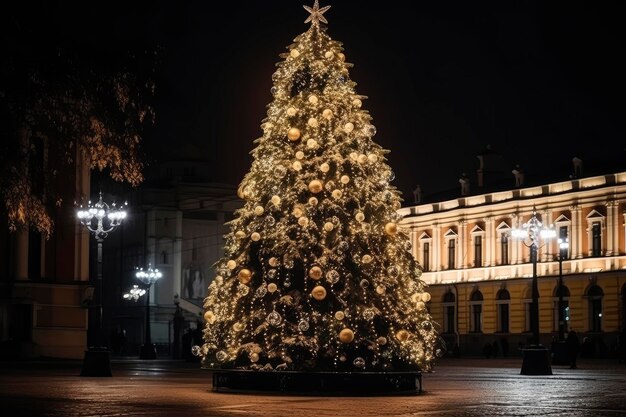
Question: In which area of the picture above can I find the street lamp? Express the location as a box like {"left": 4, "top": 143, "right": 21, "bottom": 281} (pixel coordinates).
{"left": 123, "top": 285, "right": 146, "bottom": 302}
{"left": 557, "top": 238, "right": 569, "bottom": 342}
{"left": 76, "top": 191, "right": 127, "bottom": 377}
{"left": 136, "top": 265, "right": 162, "bottom": 359}
{"left": 511, "top": 206, "right": 556, "bottom": 375}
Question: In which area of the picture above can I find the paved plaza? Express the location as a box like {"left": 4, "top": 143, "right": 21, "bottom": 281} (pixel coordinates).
{"left": 1, "top": 356, "right": 625, "bottom": 416}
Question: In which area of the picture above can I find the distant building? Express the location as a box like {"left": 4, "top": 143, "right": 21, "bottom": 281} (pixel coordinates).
{"left": 400, "top": 170, "right": 626, "bottom": 356}
{"left": 105, "top": 147, "right": 242, "bottom": 356}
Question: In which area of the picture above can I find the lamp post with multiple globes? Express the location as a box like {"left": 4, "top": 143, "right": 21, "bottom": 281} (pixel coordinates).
{"left": 76, "top": 191, "right": 127, "bottom": 376}
{"left": 511, "top": 206, "right": 556, "bottom": 375}
{"left": 135, "top": 265, "right": 163, "bottom": 359}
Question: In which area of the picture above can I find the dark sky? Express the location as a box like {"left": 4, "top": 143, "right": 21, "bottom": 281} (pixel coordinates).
{"left": 6, "top": 1, "right": 626, "bottom": 202}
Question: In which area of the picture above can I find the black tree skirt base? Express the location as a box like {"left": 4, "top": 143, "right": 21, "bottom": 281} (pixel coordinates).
{"left": 211, "top": 369, "right": 423, "bottom": 395}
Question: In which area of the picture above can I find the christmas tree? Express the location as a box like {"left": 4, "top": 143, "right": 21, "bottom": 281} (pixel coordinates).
{"left": 194, "top": 1, "right": 440, "bottom": 374}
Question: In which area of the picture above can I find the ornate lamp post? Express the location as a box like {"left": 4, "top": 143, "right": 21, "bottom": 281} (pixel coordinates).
{"left": 123, "top": 285, "right": 146, "bottom": 302}
{"left": 557, "top": 238, "right": 569, "bottom": 342}
{"left": 136, "top": 265, "right": 162, "bottom": 359}
{"left": 77, "top": 191, "right": 127, "bottom": 376}
{"left": 511, "top": 206, "right": 556, "bottom": 375}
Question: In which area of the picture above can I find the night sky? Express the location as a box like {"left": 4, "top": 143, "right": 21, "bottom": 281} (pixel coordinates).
{"left": 5, "top": 1, "right": 626, "bottom": 203}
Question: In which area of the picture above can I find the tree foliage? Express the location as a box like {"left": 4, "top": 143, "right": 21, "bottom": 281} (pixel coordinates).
{"left": 0, "top": 9, "right": 157, "bottom": 238}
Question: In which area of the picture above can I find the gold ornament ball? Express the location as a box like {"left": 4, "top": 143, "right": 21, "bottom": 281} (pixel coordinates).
{"left": 337, "top": 52, "right": 345, "bottom": 61}
{"left": 267, "top": 283, "right": 278, "bottom": 293}
{"left": 411, "top": 293, "right": 420, "bottom": 303}
{"left": 323, "top": 222, "right": 334, "bottom": 232}
{"left": 340, "top": 175, "right": 350, "bottom": 184}
{"left": 377, "top": 336, "right": 388, "bottom": 345}
{"left": 320, "top": 162, "right": 330, "bottom": 173}
{"left": 368, "top": 153, "right": 378, "bottom": 163}
{"left": 322, "top": 108, "right": 333, "bottom": 119}
{"left": 271, "top": 195, "right": 281, "bottom": 205}
{"left": 396, "top": 329, "right": 410, "bottom": 342}
{"left": 295, "top": 151, "right": 305, "bottom": 160}
{"left": 308, "top": 117, "right": 318, "bottom": 127}
{"left": 292, "top": 161, "right": 302, "bottom": 171}
{"left": 309, "top": 266, "right": 323, "bottom": 280}
{"left": 298, "top": 217, "right": 309, "bottom": 227}
{"left": 238, "top": 268, "right": 252, "bottom": 284}
{"left": 254, "top": 206, "right": 264, "bottom": 216}
{"left": 339, "top": 328, "right": 355, "bottom": 343}
{"left": 235, "top": 230, "right": 246, "bottom": 239}
{"left": 343, "top": 122, "right": 354, "bottom": 133}
{"left": 334, "top": 311, "right": 345, "bottom": 320}
{"left": 287, "top": 128, "right": 301, "bottom": 141}
{"left": 355, "top": 212, "right": 365, "bottom": 222}
{"left": 290, "top": 49, "right": 300, "bottom": 58}
{"left": 269, "top": 257, "right": 278, "bottom": 267}
{"left": 416, "top": 301, "right": 426, "bottom": 311}
{"left": 307, "top": 138, "right": 318, "bottom": 149}
{"left": 350, "top": 152, "right": 358, "bottom": 160}
{"left": 292, "top": 206, "right": 303, "bottom": 218}
{"left": 421, "top": 292, "right": 432, "bottom": 302}
{"left": 361, "top": 254, "right": 372, "bottom": 264}
{"left": 287, "top": 107, "right": 297, "bottom": 116}
{"left": 376, "top": 285, "right": 386, "bottom": 295}
{"left": 204, "top": 310, "right": 216, "bottom": 324}
{"left": 233, "top": 322, "right": 243, "bottom": 331}
{"left": 251, "top": 232, "right": 261, "bottom": 242}
{"left": 332, "top": 189, "right": 342, "bottom": 199}
{"left": 309, "top": 95, "right": 318, "bottom": 104}
{"left": 385, "top": 222, "right": 398, "bottom": 236}
{"left": 311, "top": 285, "right": 327, "bottom": 300}
{"left": 227, "top": 260, "right": 237, "bottom": 270}
{"left": 324, "top": 51, "right": 333, "bottom": 59}
{"left": 357, "top": 154, "right": 368, "bottom": 164}
{"left": 352, "top": 98, "right": 362, "bottom": 108}
{"left": 309, "top": 180, "right": 323, "bottom": 193}
{"left": 308, "top": 197, "right": 319, "bottom": 206}
{"left": 250, "top": 352, "right": 260, "bottom": 362}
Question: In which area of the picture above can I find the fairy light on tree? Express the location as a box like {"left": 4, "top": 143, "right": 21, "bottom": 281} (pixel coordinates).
{"left": 195, "top": 1, "right": 440, "bottom": 392}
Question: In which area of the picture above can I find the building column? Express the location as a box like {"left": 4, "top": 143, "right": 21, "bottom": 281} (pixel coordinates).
{"left": 458, "top": 220, "right": 467, "bottom": 269}
{"left": 571, "top": 205, "right": 583, "bottom": 259}
{"left": 433, "top": 224, "right": 441, "bottom": 272}
{"left": 485, "top": 216, "right": 494, "bottom": 267}
{"left": 605, "top": 200, "right": 618, "bottom": 256}
{"left": 511, "top": 214, "right": 520, "bottom": 265}
{"left": 15, "top": 229, "right": 28, "bottom": 280}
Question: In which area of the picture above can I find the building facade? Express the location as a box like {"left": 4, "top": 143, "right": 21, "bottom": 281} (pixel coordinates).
{"left": 400, "top": 171, "right": 626, "bottom": 357}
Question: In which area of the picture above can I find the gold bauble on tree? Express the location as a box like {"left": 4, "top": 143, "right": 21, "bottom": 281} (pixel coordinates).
{"left": 287, "top": 127, "right": 301, "bottom": 141}
{"left": 238, "top": 268, "right": 252, "bottom": 284}
{"left": 311, "top": 285, "right": 327, "bottom": 300}
{"left": 309, "top": 266, "right": 323, "bottom": 280}
{"left": 396, "top": 329, "right": 410, "bottom": 342}
{"left": 384, "top": 222, "right": 398, "bottom": 236}
{"left": 203, "top": 310, "right": 216, "bottom": 324}
{"left": 308, "top": 179, "right": 323, "bottom": 193}
{"left": 339, "top": 328, "right": 355, "bottom": 343}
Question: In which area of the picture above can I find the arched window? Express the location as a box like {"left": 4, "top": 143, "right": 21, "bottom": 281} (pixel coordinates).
{"left": 496, "top": 289, "right": 511, "bottom": 333}
{"left": 553, "top": 285, "right": 571, "bottom": 333}
{"left": 442, "top": 291, "right": 456, "bottom": 334}
{"left": 470, "top": 289, "right": 483, "bottom": 333}
{"left": 587, "top": 285, "right": 604, "bottom": 332}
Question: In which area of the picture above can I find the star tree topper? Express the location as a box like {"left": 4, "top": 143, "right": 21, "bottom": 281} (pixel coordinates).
{"left": 303, "top": 0, "right": 331, "bottom": 26}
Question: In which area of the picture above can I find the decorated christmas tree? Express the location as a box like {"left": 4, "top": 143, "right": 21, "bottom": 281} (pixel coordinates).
{"left": 194, "top": 1, "right": 440, "bottom": 375}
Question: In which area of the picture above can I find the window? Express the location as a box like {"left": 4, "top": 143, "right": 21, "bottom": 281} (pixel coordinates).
{"left": 470, "top": 290, "right": 483, "bottom": 333}
{"left": 442, "top": 291, "right": 456, "bottom": 333}
{"left": 422, "top": 242, "right": 430, "bottom": 272}
{"left": 592, "top": 222, "right": 601, "bottom": 257}
{"left": 496, "top": 289, "right": 510, "bottom": 333}
{"left": 553, "top": 285, "right": 570, "bottom": 332}
{"left": 587, "top": 285, "right": 603, "bottom": 332}
{"left": 474, "top": 235, "right": 482, "bottom": 267}
{"left": 501, "top": 234, "right": 509, "bottom": 265}
{"left": 448, "top": 239, "right": 456, "bottom": 270}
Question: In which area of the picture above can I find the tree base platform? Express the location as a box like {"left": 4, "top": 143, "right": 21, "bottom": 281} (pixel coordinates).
{"left": 211, "top": 369, "right": 422, "bottom": 395}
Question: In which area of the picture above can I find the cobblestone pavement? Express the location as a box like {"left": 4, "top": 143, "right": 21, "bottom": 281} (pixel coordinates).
{"left": 1, "top": 356, "right": 625, "bottom": 416}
